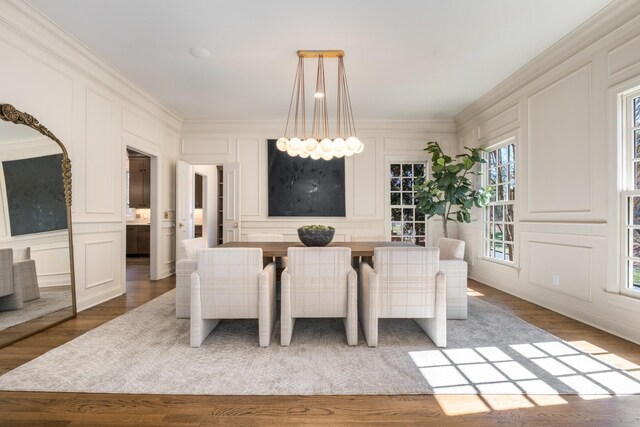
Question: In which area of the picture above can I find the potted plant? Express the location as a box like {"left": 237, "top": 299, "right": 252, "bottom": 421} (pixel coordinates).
{"left": 415, "top": 141, "right": 492, "bottom": 238}
{"left": 297, "top": 225, "right": 335, "bottom": 247}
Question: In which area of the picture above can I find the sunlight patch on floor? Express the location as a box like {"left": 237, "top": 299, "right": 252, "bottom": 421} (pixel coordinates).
{"left": 411, "top": 339, "right": 640, "bottom": 416}
{"left": 467, "top": 288, "right": 484, "bottom": 297}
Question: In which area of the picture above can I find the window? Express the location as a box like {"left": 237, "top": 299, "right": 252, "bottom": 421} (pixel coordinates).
{"left": 622, "top": 91, "right": 640, "bottom": 295}
{"left": 389, "top": 162, "right": 427, "bottom": 245}
{"left": 483, "top": 141, "right": 516, "bottom": 263}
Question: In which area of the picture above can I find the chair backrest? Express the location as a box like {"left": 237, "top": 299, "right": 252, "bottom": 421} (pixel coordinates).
{"left": 179, "top": 237, "right": 207, "bottom": 260}
{"left": 373, "top": 247, "right": 440, "bottom": 318}
{"left": 245, "top": 233, "right": 283, "bottom": 242}
{"left": 437, "top": 238, "right": 465, "bottom": 260}
{"left": 0, "top": 248, "right": 14, "bottom": 297}
{"left": 350, "top": 234, "right": 385, "bottom": 242}
{"left": 196, "top": 248, "right": 264, "bottom": 318}
{"left": 12, "top": 247, "right": 30, "bottom": 262}
{"left": 287, "top": 247, "right": 351, "bottom": 283}
{"left": 286, "top": 247, "right": 352, "bottom": 318}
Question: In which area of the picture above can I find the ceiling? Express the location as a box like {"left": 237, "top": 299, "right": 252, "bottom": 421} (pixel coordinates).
{"left": 28, "top": 0, "right": 613, "bottom": 121}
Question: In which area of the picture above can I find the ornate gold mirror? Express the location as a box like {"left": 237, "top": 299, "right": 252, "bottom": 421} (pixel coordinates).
{"left": 0, "top": 104, "right": 76, "bottom": 348}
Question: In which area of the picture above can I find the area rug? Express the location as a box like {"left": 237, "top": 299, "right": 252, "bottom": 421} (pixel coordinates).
{"left": 0, "top": 288, "right": 73, "bottom": 331}
{"left": 1, "top": 289, "right": 639, "bottom": 395}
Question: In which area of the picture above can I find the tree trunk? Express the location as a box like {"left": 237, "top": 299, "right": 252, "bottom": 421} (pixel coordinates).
{"left": 442, "top": 215, "right": 449, "bottom": 238}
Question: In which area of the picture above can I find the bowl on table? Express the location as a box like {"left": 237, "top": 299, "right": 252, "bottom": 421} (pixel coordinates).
{"left": 297, "top": 225, "right": 335, "bottom": 247}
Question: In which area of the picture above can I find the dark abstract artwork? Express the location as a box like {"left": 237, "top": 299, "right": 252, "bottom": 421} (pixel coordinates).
{"left": 267, "top": 139, "right": 345, "bottom": 217}
{"left": 2, "top": 153, "right": 67, "bottom": 236}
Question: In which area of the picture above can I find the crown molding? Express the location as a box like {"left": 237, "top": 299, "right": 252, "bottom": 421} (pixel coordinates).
{"left": 181, "top": 118, "right": 456, "bottom": 134}
{"left": 1, "top": 0, "right": 182, "bottom": 129}
{"left": 454, "top": 0, "right": 640, "bottom": 128}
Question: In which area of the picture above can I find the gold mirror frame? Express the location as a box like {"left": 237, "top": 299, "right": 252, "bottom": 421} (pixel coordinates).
{"left": 0, "top": 103, "right": 77, "bottom": 347}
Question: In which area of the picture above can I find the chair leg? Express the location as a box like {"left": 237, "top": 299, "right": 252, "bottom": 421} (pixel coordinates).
{"left": 359, "top": 267, "right": 378, "bottom": 347}
{"left": 415, "top": 273, "right": 447, "bottom": 348}
{"left": 280, "top": 270, "right": 295, "bottom": 346}
{"left": 190, "top": 318, "right": 220, "bottom": 348}
{"left": 259, "top": 263, "right": 276, "bottom": 347}
{"left": 344, "top": 269, "right": 358, "bottom": 346}
{"left": 190, "top": 271, "right": 219, "bottom": 348}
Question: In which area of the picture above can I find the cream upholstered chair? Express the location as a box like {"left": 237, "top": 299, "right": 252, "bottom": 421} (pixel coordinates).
{"left": 0, "top": 247, "right": 40, "bottom": 311}
{"left": 436, "top": 237, "right": 468, "bottom": 320}
{"left": 359, "top": 247, "right": 446, "bottom": 347}
{"left": 176, "top": 237, "right": 207, "bottom": 318}
{"left": 190, "top": 248, "right": 276, "bottom": 347}
{"left": 281, "top": 247, "right": 357, "bottom": 346}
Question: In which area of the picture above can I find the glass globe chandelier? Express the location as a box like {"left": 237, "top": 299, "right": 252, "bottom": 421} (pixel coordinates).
{"left": 277, "top": 50, "right": 363, "bottom": 161}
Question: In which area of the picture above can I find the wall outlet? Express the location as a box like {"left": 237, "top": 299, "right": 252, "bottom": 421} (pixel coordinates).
{"left": 136, "top": 213, "right": 141, "bottom": 219}
{"left": 552, "top": 275, "right": 560, "bottom": 286}
{"left": 163, "top": 211, "right": 169, "bottom": 219}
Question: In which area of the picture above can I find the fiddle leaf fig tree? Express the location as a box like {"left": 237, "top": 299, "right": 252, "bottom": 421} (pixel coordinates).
{"left": 415, "top": 141, "right": 492, "bottom": 238}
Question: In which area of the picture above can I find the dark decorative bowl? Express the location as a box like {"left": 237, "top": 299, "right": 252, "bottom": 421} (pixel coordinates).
{"left": 297, "top": 226, "right": 335, "bottom": 247}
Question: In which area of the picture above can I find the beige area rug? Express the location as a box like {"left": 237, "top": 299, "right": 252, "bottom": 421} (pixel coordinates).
{"left": 1, "top": 289, "right": 639, "bottom": 395}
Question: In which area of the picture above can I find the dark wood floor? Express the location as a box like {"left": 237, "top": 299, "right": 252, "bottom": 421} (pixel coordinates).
{"left": 1, "top": 264, "right": 640, "bottom": 426}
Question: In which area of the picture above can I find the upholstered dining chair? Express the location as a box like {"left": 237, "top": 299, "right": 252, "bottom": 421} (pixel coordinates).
{"left": 176, "top": 237, "right": 207, "bottom": 318}
{"left": 190, "top": 248, "right": 276, "bottom": 347}
{"left": 359, "top": 246, "right": 446, "bottom": 347}
{"left": 436, "top": 237, "right": 468, "bottom": 320}
{"left": 0, "top": 247, "right": 40, "bottom": 311}
{"left": 280, "top": 247, "right": 357, "bottom": 346}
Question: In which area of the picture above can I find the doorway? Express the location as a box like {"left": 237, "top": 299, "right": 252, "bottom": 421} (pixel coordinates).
{"left": 176, "top": 162, "right": 239, "bottom": 257}
{"left": 125, "top": 148, "right": 153, "bottom": 283}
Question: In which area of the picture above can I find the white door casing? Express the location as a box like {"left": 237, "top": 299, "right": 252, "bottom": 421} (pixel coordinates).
{"left": 176, "top": 160, "right": 194, "bottom": 256}
{"left": 223, "top": 162, "right": 240, "bottom": 242}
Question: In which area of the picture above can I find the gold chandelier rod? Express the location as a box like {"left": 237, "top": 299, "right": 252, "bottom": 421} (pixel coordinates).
{"left": 297, "top": 50, "right": 344, "bottom": 58}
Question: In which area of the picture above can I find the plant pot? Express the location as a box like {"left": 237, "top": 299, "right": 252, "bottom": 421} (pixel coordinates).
{"left": 297, "top": 226, "right": 335, "bottom": 247}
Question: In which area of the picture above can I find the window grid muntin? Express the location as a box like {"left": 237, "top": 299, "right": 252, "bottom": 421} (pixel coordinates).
{"left": 484, "top": 142, "right": 516, "bottom": 263}
{"left": 390, "top": 162, "right": 427, "bottom": 246}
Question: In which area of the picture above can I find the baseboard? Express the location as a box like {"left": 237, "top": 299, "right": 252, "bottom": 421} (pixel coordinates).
{"left": 469, "top": 270, "right": 640, "bottom": 346}
{"left": 76, "top": 286, "right": 123, "bottom": 312}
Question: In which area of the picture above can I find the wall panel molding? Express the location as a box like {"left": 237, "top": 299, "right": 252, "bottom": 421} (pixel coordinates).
{"left": 526, "top": 64, "right": 592, "bottom": 216}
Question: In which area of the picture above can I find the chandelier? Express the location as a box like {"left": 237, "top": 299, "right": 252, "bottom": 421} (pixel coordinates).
{"left": 277, "top": 50, "right": 363, "bottom": 160}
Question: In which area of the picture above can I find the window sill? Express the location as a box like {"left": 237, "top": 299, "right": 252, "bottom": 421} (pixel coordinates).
{"left": 604, "top": 290, "right": 640, "bottom": 310}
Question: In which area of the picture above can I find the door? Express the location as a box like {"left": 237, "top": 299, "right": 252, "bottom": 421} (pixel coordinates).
{"left": 176, "top": 160, "right": 194, "bottom": 257}
{"left": 223, "top": 162, "right": 240, "bottom": 242}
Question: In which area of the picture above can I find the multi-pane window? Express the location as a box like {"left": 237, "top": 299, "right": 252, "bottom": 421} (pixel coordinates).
{"left": 623, "top": 92, "right": 640, "bottom": 294}
{"left": 484, "top": 142, "right": 516, "bottom": 262}
{"left": 389, "top": 163, "right": 427, "bottom": 246}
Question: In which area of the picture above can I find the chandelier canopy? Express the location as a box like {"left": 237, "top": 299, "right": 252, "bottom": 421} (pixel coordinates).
{"left": 277, "top": 50, "right": 363, "bottom": 160}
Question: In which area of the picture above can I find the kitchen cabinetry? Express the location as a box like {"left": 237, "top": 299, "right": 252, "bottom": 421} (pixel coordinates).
{"left": 129, "top": 157, "right": 150, "bottom": 208}
{"left": 126, "top": 224, "right": 150, "bottom": 255}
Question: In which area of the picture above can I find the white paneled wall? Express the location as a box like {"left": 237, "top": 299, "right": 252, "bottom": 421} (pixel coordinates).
{"left": 0, "top": 1, "right": 181, "bottom": 310}
{"left": 455, "top": 2, "right": 640, "bottom": 344}
{"left": 181, "top": 120, "right": 457, "bottom": 244}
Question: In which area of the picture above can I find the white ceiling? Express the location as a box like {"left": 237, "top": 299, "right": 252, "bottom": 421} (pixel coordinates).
{"left": 28, "top": 0, "right": 613, "bottom": 121}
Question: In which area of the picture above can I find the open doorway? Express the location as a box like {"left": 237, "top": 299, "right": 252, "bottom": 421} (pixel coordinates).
{"left": 176, "top": 162, "right": 238, "bottom": 257}
{"left": 125, "top": 148, "right": 152, "bottom": 281}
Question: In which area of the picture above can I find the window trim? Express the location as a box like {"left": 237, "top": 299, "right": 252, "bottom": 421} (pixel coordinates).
{"left": 481, "top": 136, "right": 518, "bottom": 268}
{"left": 620, "top": 88, "right": 640, "bottom": 299}
{"left": 384, "top": 155, "right": 430, "bottom": 245}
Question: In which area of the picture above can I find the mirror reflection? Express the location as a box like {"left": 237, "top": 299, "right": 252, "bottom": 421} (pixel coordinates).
{"left": 0, "top": 117, "right": 74, "bottom": 347}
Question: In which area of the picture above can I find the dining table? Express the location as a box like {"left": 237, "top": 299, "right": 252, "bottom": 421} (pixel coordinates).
{"left": 218, "top": 241, "right": 416, "bottom": 258}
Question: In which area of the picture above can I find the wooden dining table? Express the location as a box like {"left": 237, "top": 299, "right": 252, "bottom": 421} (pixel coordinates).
{"left": 218, "top": 241, "right": 416, "bottom": 257}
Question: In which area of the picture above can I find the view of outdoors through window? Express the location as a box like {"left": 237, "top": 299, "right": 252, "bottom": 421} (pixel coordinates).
{"left": 484, "top": 143, "right": 516, "bottom": 262}
{"left": 390, "top": 163, "right": 427, "bottom": 246}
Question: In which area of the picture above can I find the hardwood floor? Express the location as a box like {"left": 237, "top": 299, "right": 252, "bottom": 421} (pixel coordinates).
{"left": 1, "top": 269, "right": 640, "bottom": 426}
